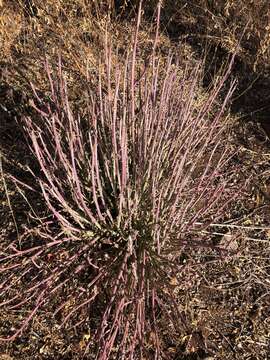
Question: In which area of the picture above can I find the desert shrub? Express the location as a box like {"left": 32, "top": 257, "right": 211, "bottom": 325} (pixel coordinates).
{"left": 0, "top": 4, "right": 240, "bottom": 359}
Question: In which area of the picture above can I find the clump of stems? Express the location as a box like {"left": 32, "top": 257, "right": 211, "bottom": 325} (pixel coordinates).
{"left": 0, "top": 3, "right": 239, "bottom": 359}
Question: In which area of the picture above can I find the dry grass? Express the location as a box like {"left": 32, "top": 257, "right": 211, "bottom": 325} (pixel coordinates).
{"left": 143, "top": 0, "right": 270, "bottom": 73}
